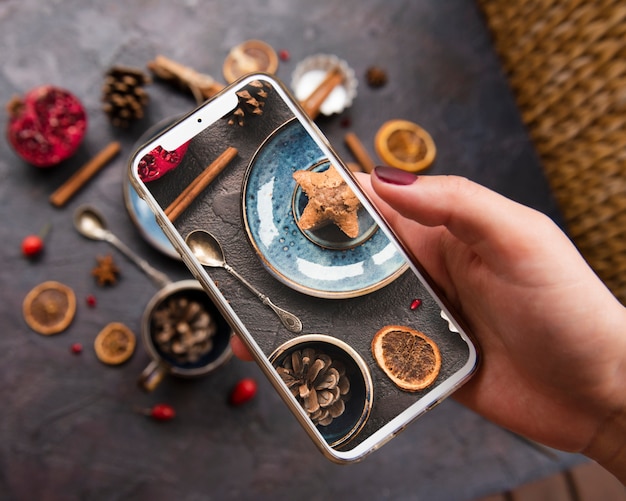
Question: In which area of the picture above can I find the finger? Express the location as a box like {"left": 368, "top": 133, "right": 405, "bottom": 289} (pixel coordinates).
{"left": 369, "top": 167, "right": 554, "bottom": 264}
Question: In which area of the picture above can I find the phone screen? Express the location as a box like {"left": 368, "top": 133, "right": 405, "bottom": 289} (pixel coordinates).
{"left": 129, "top": 74, "right": 477, "bottom": 462}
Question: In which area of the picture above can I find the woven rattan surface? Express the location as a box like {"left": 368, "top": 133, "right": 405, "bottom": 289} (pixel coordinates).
{"left": 478, "top": 0, "right": 626, "bottom": 304}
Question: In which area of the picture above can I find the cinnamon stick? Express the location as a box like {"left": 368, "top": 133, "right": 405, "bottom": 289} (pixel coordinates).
{"left": 344, "top": 132, "right": 375, "bottom": 173}
{"left": 49, "top": 141, "right": 121, "bottom": 207}
{"left": 165, "top": 146, "right": 238, "bottom": 222}
{"left": 300, "top": 67, "right": 344, "bottom": 120}
{"left": 148, "top": 55, "right": 225, "bottom": 104}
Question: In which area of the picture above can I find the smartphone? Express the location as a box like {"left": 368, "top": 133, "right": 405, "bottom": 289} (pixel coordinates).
{"left": 129, "top": 73, "right": 478, "bottom": 463}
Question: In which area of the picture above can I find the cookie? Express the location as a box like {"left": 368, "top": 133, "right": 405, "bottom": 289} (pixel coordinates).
{"left": 293, "top": 164, "right": 361, "bottom": 238}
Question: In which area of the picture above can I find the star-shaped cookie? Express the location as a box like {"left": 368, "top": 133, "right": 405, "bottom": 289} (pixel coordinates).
{"left": 293, "top": 164, "right": 361, "bottom": 238}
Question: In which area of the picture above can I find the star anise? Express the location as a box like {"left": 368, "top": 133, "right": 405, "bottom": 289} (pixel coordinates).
{"left": 91, "top": 254, "right": 120, "bottom": 286}
{"left": 276, "top": 347, "right": 350, "bottom": 427}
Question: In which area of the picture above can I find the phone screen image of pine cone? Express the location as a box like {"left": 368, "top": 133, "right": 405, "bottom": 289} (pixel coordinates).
{"left": 151, "top": 297, "right": 217, "bottom": 364}
{"left": 276, "top": 348, "right": 350, "bottom": 427}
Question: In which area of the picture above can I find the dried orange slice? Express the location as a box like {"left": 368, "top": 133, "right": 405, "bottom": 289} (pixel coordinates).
{"left": 371, "top": 325, "right": 441, "bottom": 391}
{"left": 23, "top": 281, "right": 76, "bottom": 335}
{"left": 223, "top": 40, "right": 278, "bottom": 83}
{"left": 94, "top": 322, "right": 136, "bottom": 365}
{"left": 374, "top": 119, "right": 436, "bottom": 172}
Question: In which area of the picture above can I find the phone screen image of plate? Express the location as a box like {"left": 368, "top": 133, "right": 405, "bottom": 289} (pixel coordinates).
{"left": 132, "top": 76, "right": 476, "bottom": 456}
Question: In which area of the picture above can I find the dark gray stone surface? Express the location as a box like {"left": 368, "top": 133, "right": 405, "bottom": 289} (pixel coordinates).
{"left": 0, "top": 1, "right": 581, "bottom": 499}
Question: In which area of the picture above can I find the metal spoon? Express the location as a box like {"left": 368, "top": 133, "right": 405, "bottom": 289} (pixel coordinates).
{"left": 185, "top": 229, "right": 302, "bottom": 334}
{"left": 73, "top": 205, "right": 171, "bottom": 288}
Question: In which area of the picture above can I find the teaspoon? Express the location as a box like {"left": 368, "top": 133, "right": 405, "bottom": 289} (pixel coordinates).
{"left": 73, "top": 205, "right": 171, "bottom": 288}
{"left": 185, "top": 229, "right": 303, "bottom": 334}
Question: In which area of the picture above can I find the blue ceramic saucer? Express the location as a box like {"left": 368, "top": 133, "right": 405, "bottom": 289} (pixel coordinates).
{"left": 242, "top": 119, "right": 407, "bottom": 299}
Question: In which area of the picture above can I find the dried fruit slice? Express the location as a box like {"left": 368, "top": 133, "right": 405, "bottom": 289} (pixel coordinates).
{"left": 23, "top": 281, "right": 76, "bottom": 335}
{"left": 374, "top": 119, "right": 436, "bottom": 173}
{"left": 222, "top": 40, "right": 278, "bottom": 84}
{"left": 94, "top": 322, "right": 136, "bottom": 365}
{"left": 371, "top": 325, "right": 441, "bottom": 391}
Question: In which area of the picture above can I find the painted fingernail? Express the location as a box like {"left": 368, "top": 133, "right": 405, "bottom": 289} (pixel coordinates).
{"left": 374, "top": 166, "right": 418, "bottom": 186}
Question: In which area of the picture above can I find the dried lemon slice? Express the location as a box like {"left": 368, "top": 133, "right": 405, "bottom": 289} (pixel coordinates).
{"left": 94, "top": 322, "right": 136, "bottom": 365}
{"left": 371, "top": 325, "right": 441, "bottom": 391}
{"left": 23, "top": 281, "right": 76, "bottom": 335}
{"left": 374, "top": 119, "right": 436, "bottom": 172}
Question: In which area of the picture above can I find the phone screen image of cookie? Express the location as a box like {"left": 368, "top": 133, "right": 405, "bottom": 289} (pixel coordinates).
{"left": 134, "top": 77, "right": 474, "bottom": 451}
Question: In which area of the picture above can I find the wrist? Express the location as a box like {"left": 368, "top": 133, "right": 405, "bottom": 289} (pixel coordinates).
{"left": 583, "top": 407, "right": 626, "bottom": 483}
{"left": 582, "top": 303, "right": 626, "bottom": 483}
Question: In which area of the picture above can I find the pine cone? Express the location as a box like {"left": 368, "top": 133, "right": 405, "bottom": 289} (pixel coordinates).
{"left": 227, "top": 80, "right": 272, "bottom": 126}
{"left": 151, "top": 297, "right": 217, "bottom": 364}
{"left": 102, "top": 66, "right": 151, "bottom": 127}
{"left": 276, "top": 347, "right": 350, "bottom": 427}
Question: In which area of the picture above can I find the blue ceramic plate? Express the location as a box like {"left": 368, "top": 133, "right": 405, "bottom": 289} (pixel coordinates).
{"left": 242, "top": 119, "right": 407, "bottom": 299}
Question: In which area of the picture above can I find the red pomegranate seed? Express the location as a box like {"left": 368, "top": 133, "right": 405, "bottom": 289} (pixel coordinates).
{"left": 86, "top": 294, "right": 97, "bottom": 307}
{"left": 279, "top": 49, "right": 290, "bottom": 61}
{"left": 410, "top": 298, "right": 422, "bottom": 310}
{"left": 70, "top": 343, "right": 83, "bottom": 354}
{"left": 340, "top": 116, "right": 352, "bottom": 128}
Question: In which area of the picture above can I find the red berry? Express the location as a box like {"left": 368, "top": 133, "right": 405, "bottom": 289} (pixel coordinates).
{"left": 22, "top": 235, "right": 44, "bottom": 257}
{"left": 410, "top": 298, "right": 422, "bottom": 310}
{"left": 150, "top": 403, "right": 176, "bottom": 421}
{"left": 70, "top": 343, "right": 83, "bottom": 354}
{"left": 6, "top": 86, "right": 87, "bottom": 167}
{"left": 86, "top": 294, "right": 97, "bottom": 307}
{"left": 279, "top": 49, "right": 290, "bottom": 61}
{"left": 229, "top": 378, "right": 258, "bottom": 406}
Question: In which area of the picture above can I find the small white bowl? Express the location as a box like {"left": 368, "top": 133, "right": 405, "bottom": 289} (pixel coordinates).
{"left": 291, "top": 54, "right": 358, "bottom": 116}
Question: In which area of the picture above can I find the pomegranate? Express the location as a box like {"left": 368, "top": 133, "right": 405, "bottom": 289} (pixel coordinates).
{"left": 137, "top": 142, "right": 189, "bottom": 182}
{"left": 6, "top": 86, "right": 87, "bottom": 167}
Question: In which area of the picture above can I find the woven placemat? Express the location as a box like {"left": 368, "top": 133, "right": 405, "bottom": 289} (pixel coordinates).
{"left": 477, "top": 0, "right": 626, "bottom": 305}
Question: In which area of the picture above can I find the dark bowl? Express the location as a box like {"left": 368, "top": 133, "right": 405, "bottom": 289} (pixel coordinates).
{"left": 142, "top": 279, "right": 232, "bottom": 376}
{"left": 269, "top": 334, "right": 373, "bottom": 447}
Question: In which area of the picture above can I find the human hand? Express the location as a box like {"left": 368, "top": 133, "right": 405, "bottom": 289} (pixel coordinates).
{"left": 363, "top": 166, "right": 626, "bottom": 480}
{"left": 230, "top": 165, "right": 626, "bottom": 480}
